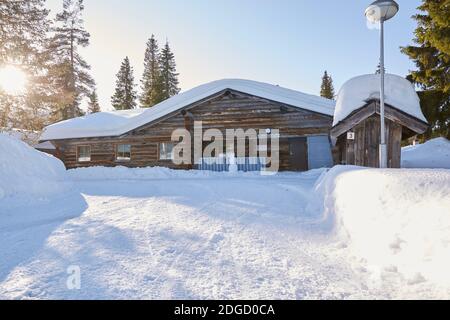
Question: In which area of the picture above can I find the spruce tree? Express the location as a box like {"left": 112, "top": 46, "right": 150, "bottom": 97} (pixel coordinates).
{"left": 401, "top": 0, "right": 449, "bottom": 139}
{"left": 111, "top": 57, "right": 137, "bottom": 110}
{"left": 320, "top": 71, "right": 335, "bottom": 100}
{"left": 87, "top": 89, "right": 101, "bottom": 113}
{"left": 140, "top": 35, "right": 162, "bottom": 107}
{"left": 47, "top": 0, "right": 95, "bottom": 121}
{"left": 158, "top": 41, "right": 180, "bottom": 101}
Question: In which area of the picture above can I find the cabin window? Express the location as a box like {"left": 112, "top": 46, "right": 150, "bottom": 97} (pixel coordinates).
{"left": 159, "top": 142, "right": 174, "bottom": 160}
{"left": 77, "top": 146, "right": 91, "bottom": 162}
{"left": 116, "top": 144, "right": 131, "bottom": 161}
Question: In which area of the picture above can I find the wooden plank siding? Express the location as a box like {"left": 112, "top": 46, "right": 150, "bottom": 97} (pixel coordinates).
{"left": 51, "top": 91, "right": 333, "bottom": 171}
{"left": 331, "top": 100, "right": 428, "bottom": 169}
{"left": 333, "top": 114, "right": 402, "bottom": 168}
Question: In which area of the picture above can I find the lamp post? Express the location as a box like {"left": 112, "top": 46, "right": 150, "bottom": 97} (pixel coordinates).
{"left": 365, "top": 0, "right": 399, "bottom": 168}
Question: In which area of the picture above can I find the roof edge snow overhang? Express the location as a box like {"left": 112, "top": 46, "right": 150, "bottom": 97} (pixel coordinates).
{"left": 40, "top": 85, "right": 335, "bottom": 142}
{"left": 124, "top": 89, "right": 334, "bottom": 140}
{"left": 330, "top": 99, "right": 429, "bottom": 139}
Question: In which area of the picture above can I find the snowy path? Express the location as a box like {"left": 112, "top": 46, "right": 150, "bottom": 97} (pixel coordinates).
{"left": 0, "top": 172, "right": 378, "bottom": 299}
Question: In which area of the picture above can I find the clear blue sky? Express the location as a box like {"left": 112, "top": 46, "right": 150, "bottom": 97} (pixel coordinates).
{"left": 46, "top": 0, "right": 422, "bottom": 110}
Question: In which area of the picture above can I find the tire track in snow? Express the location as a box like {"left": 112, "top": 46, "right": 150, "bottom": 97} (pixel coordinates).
{"left": 155, "top": 181, "right": 231, "bottom": 299}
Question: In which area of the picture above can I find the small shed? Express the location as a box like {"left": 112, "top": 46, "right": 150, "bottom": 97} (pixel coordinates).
{"left": 331, "top": 74, "right": 428, "bottom": 168}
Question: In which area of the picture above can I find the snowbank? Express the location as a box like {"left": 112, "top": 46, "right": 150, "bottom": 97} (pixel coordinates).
{"left": 333, "top": 74, "right": 427, "bottom": 126}
{"left": 67, "top": 166, "right": 226, "bottom": 181}
{"left": 316, "top": 166, "right": 450, "bottom": 288}
{"left": 67, "top": 165, "right": 325, "bottom": 181}
{"left": 402, "top": 138, "right": 450, "bottom": 169}
{"left": 1, "top": 128, "right": 55, "bottom": 150}
{"left": 0, "top": 133, "right": 68, "bottom": 205}
{"left": 1, "top": 128, "right": 40, "bottom": 146}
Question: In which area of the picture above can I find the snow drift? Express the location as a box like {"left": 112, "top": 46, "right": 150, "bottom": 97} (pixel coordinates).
{"left": 0, "top": 133, "right": 68, "bottom": 205}
{"left": 66, "top": 165, "right": 321, "bottom": 181}
{"left": 316, "top": 166, "right": 450, "bottom": 289}
{"left": 402, "top": 138, "right": 450, "bottom": 169}
{"left": 67, "top": 165, "right": 240, "bottom": 181}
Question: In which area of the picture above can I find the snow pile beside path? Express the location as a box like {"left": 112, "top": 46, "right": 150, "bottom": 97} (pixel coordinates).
{"left": 402, "top": 138, "right": 450, "bottom": 169}
{"left": 1, "top": 128, "right": 40, "bottom": 146}
{"left": 0, "top": 133, "right": 68, "bottom": 205}
{"left": 316, "top": 166, "right": 450, "bottom": 288}
{"left": 67, "top": 165, "right": 325, "bottom": 181}
{"left": 68, "top": 166, "right": 253, "bottom": 180}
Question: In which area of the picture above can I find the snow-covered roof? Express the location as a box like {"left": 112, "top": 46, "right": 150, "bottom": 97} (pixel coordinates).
{"left": 333, "top": 74, "right": 427, "bottom": 126}
{"left": 34, "top": 141, "right": 56, "bottom": 150}
{"left": 40, "top": 79, "right": 335, "bottom": 141}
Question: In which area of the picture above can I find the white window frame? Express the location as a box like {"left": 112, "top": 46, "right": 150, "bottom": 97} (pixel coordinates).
{"left": 116, "top": 144, "right": 131, "bottom": 161}
{"left": 159, "top": 142, "right": 174, "bottom": 160}
{"left": 77, "top": 145, "right": 91, "bottom": 162}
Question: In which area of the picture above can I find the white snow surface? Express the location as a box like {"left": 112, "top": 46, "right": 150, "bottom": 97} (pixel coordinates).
{"left": 316, "top": 166, "right": 450, "bottom": 297}
{"left": 66, "top": 165, "right": 326, "bottom": 181}
{"left": 402, "top": 138, "right": 450, "bottom": 169}
{"left": 0, "top": 134, "right": 68, "bottom": 206}
{"left": 40, "top": 79, "right": 335, "bottom": 141}
{"left": 1, "top": 136, "right": 449, "bottom": 299}
{"left": 1, "top": 128, "right": 54, "bottom": 149}
{"left": 2, "top": 167, "right": 368, "bottom": 299}
{"left": 333, "top": 74, "right": 427, "bottom": 126}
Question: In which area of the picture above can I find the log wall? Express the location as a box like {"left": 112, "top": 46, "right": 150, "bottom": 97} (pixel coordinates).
{"left": 51, "top": 91, "right": 333, "bottom": 171}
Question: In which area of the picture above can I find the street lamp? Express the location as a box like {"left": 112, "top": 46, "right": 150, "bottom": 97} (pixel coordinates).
{"left": 365, "top": 0, "right": 399, "bottom": 168}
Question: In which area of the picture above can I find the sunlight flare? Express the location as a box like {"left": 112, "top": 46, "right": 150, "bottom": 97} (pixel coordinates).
{"left": 0, "top": 65, "right": 28, "bottom": 95}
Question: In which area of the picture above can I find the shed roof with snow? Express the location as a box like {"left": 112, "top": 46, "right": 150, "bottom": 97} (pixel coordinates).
{"left": 333, "top": 74, "right": 427, "bottom": 126}
{"left": 331, "top": 74, "right": 429, "bottom": 169}
{"left": 40, "top": 79, "right": 335, "bottom": 141}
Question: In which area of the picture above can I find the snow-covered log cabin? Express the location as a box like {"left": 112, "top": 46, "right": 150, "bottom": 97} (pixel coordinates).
{"left": 40, "top": 79, "right": 336, "bottom": 171}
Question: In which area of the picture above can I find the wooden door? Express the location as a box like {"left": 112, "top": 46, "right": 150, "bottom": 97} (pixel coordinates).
{"left": 288, "top": 137, "right": 308, "bottom": 171}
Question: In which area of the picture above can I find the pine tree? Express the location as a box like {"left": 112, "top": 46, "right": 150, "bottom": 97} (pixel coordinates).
{"left": 111, "top": 57, "right": 137, "bottom": 110}
{"left": 401, "top": 0, "right": 449, "bottom": 139}
{"left": 0, "top": 89, "right": 20, "bottom": 129}
{"left": 158, "top": 41, "right": 180, "bottom": 101}
{"left": 87, "top": 89, "right": 101, "bottom": 113}
{"left": 0, "top": 0, "right": 49, "bottom": 65}
{"left": 320, "top": 71, "right": 335, "bottom": 100}
{"left": 0, "top": 0, "right": 50, "bottom": 130}
{"left": 140, "top": 35, "right": 163, "bottom": 107}
{"left": 47, "top": 0, "right": 95, "bottom": 121}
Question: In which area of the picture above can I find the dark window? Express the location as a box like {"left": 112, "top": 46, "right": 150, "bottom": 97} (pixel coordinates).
{"left": 77, "top": 146, "right": 91, "bottom": 162}
{"left": 117, "top": 144, "right": 131, "bottom": 161}
{"left": 159, "top": 142, "right": 174, "bottom": 160}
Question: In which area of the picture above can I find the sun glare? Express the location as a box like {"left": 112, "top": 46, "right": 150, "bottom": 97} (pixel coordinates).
{"left": 0, "top": 65, "right": 28, "bottom": 95}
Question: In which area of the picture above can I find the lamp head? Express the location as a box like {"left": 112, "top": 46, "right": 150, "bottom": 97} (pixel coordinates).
{"left": 365, "top": 0, "right": 399, "bottom": 23}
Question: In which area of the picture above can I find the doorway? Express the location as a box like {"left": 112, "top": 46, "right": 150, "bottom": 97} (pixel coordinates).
{"left": 289, "top": 137, "right": 308, "bottom": 171}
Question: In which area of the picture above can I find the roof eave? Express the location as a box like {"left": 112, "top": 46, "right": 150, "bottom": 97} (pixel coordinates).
{"left": 331, "top": 101, "right": 429, "bottom": 139}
